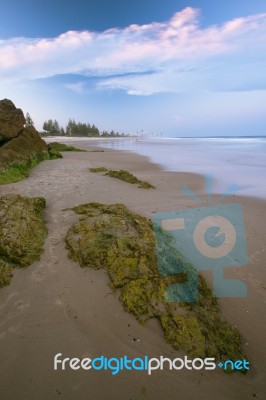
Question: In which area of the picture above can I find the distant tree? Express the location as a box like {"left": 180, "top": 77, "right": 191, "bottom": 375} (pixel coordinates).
{"left": 60, "top": 127, "right": 65, "bottom": 136}
{"left": 43, "top": 119, "right": 61, "bottom": 135}
{"left": 91, "top": 124, "right": 100, "bottom": 136}
{"left": 25, "top": 112, "right": 34, "bottom": 127}
{"left": 66, "top": 118, "right": 76, "bottom": 136}
{"left": 53, "top": 119, "right": 60, "bottom": 135}
{"left": 43, "top": 119, "right": 52, "bottom": 134}
{"left": 65, "top": 119, "right": 100, "bottom": 137}
{"left": 42, "top": 117, "right": 127, "bottom": 137}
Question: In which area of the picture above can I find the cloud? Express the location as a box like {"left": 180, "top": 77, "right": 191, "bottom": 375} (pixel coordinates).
{"left": 64, "top": 81, "right": 86, "bottom": 93}
{"left": 0, "top": 7, "right": 266, "bottom": 94}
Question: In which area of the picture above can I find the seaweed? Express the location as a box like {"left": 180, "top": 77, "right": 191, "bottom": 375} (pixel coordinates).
{"left": 65, "top": 202, "right": 247, "bottom": 370}
{"left": 106, "top": 169, "right": 155, "bottom": 189}
{"left": 0, "top": 194, "right": 47, "bottom": 287}
{"left": 48, "top": 142, "right": 86, "bottom": 152}
{"left": 89, "top": 167, "right": 108, "bottom": 173}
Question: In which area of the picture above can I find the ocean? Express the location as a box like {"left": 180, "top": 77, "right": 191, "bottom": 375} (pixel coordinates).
{"left": 48, "top": 136, "right": 266, "bottom": 199}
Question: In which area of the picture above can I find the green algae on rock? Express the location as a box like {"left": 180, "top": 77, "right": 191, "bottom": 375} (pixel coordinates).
{"left": 160, "top": 314, "right": 205, "bottom": 358}
{"left": 0, "top": 99, "right": 63, "bottom": 184}
{"left": 0, "top": 260, "right": 14, "bottom": 288}
{"left": 65, "top": 202, "right": 247, "bottom": 370}
{"left": 0, "top": 194, "right": 47, "bottom": 288}
{"left": 89, "top": 167, "right": 155, "bottom": 188}
{"left": 89, "top": 167, "right": 108, "bottom": 173}
{"left": 48, "top": 142, "right": 86, "bottom": 152}
{"left": 0, "top": 127, "right": 51, "bottom": 184}
{"left": 106, "top": 169, "right": 155, "bottom": 189}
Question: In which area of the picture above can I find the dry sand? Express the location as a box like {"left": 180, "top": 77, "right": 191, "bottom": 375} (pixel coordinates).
{"left": 0, "top": 147, "right": 265, "bottom": 400}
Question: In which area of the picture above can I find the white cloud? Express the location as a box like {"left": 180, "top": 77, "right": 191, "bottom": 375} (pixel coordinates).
{"left": 64, "top": 81, "right": 86, "bottom": 93}
{"left": 0, "top": 7, "right": 265, "bottom": 95}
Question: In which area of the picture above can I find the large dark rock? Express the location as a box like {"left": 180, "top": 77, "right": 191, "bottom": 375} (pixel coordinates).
{"left": 0, "top": 99, "right": 50, "bottom": 181}
{"left": 0, "top": 126, "right": 49, "bottom": 173}
{"left": 0, "top": 99, "right": 26, "bottom": 143}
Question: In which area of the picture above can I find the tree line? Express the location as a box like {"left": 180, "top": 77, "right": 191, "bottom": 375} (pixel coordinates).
{"left": 42, "top": 118, "right": 127, "bottom": 137}
{"left": 24, "top": 113, "right": 128, "bottom": 137}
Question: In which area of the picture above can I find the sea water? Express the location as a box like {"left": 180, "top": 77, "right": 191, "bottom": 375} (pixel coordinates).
{"left": 48, "top": 136, "right": 266, "bottom": 199}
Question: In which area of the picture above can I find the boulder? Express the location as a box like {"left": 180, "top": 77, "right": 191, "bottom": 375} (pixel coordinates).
{"left": 0, "top": 126, "right": 49, "bottom": 175}
{"left": 0, "top": 126, "right": 48, "bottom": 164}
{"left": 0, "top": 99, "right": 51, "bottom": 181}
{"left": 0, "top": 193, "right": 47, "bottom": 287}
{"left": 65, "top": 202, "right": 247, "bottom": 364}
{"left": 0, "top": 99, "right": 26, "bottom": 143}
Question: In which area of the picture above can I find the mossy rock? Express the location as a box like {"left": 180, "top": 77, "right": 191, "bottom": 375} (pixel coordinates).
{"left": 0, "top": 99, "right": 61, "bottom": 184}
{"left": 48, "top": 149, "right": 63, "bottom": 159}
{"left": 0, "top": 99, "right": 25, "bottom": 142}
{"left": 0, "top": 127, "right": 52, "bottom": 184}
{"left": 120, "top": 278, "right": 157, "bottom": 321}
{"left": 48, "top": 142, "right": 86, "bottom": 152}
{"left": 90, "top": 167, "right": 108, "bottom": 173}
{"left": 65, "top": 202, "right": 247, "bottom": 369}
{"left": 106, "top": 169, "right": 155, "bottom": 189}
{"left": 0, "top": 127, "right": 49, "bottom": 171}
{"left": 0, "top": 260, "right": 14, "bottom": 288}
{"left": 160, "top": 314, "right": 205, "bottom": 358}
{"left": 0, "top": 194, "right": 47, "bottom": 287}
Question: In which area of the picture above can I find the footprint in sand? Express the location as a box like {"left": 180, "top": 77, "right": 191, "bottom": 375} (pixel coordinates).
{"left": 31, "top": 269, "right": 45, "bottom": 282}
{"left": 55, "top": 297, "right": 63, "bottom": 307}
{"left": 55, "top": 293, "right": 70, "bottom": 317}
{"left": 49, "top": 236, "right": 61, "bottom": 245}
{"left": 15, "top": 302, "right": 30, "bottom": 312}
{"left": 47, "top": 256, "right": 59, "bottom": 265}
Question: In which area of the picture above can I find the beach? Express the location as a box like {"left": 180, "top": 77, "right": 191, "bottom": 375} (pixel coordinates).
{"left": 0, "top": 146, "right": 265, "bottom": 400}
{"left": 48, "top": 136, "right": 266, "bottom": 199}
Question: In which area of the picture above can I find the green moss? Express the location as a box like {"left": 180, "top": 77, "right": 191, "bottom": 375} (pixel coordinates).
{"left": 0, "top": 154, "right": 50, "bottom": 184}
{"left": 89, "top": 167, "right": 108, "bottom": 173}
{"left": 0, "top": 194, "right": 47, "bottom": 287}
{"left": 120, "top": 278, "right": 156, "bottom": 322}
{"left": 160, "top": 314, "right": 205, "bottom": 357}
{"left": 188, "top": 275, "right": 246, "bottom": 364}
{"left": 0, "top": 260, "right": 14, "bottom": 288}
{"left": 48, "top": 142, "right": 86, "bottom": 152}
{"left": 48, "top": 149, "right": 63, "bottom": 159}
{"left": 138, "top": 181, "right": 155, "bottom": 189}
{"left": 65, "top": 202, "right": 247, "bottom": 370}
{"left": 0, "top": 127, "right": 55, "bottom": 184}
{"left": 89, "top": 168, "right": 155, "bottom": 188}
{"left": 106, "top": 169, "right": 155, "bottom": 189}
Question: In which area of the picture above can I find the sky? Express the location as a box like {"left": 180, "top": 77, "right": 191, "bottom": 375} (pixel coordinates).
{"left": 0, "top": 0, "right": 266, "bottom": 137}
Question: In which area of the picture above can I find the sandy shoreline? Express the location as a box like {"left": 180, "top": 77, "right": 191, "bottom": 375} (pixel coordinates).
{"left": 0, "top": 146, "right": 265, "bottom": 399}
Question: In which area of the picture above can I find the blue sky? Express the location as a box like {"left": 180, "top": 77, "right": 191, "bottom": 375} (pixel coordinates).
{"left": 0, "top": 0, "right": 266, "bottom": 136}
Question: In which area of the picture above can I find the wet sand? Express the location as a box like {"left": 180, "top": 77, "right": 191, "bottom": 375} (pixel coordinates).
{"left": 0, "top": 147, "right": 265, "bottom": 400}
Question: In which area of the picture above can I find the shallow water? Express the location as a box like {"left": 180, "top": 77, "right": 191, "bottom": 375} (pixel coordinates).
{"left": 47, "top": 136, "right": 266, "bottom": 199}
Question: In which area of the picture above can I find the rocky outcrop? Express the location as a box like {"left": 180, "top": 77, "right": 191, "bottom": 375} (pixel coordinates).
{"left": 65, "top": 202, "right": 246, "bottom": 368}
{"left": 0, "top": 99, "right": 52, "bottom": 183}
{"left": 0, "top": 194, "right": 47, "bottom": 288}
{"left": 0, "top": 126, "right": 49, "bottom": 169}
{"left": 0, "top": 99, "right": 26, "bottom": 143}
